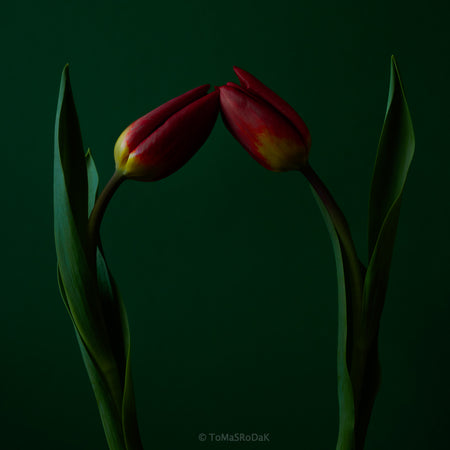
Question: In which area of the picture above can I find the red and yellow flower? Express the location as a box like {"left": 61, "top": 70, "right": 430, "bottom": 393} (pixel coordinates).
{"left": 218, "top": 67, "right": 311, "bottom": 171}
{"left": 114, "top": 85, "right": 219, "bottom": 181}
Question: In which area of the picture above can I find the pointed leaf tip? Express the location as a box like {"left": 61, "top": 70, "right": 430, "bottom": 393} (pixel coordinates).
{"left": 365, "top": 56, "right": 415, "bottom": 336}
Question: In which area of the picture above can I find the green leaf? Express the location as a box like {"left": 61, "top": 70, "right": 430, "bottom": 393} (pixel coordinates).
{"left": 96, "top": 249, "right": 144, "bottom": 450}
{"left": 60, "top": 260, "right": 142, "bottom": 450}
{"left": 58, "top": 267, "right": 128, "bottom": 449}
{"left": 365, "top": 56, "right": 415, "bottom": 333}
{"left": 54, "top": 65, "right": 114, "bottom": 368}
{"left": 354, "top": 56, "right": 414, "bottom": 448}
{"left": 311, "top": 189, "right": 355, "bottom": 450}
{"left": 307, "top": 56, "right": 414, "bottom": 450}
{"left": 86, "top": 149, "right": 99, "bottom": 216}
{"left": 54, "top": 64, "right": 88, "bottom": 239}
{"left": 54, "top": 66, "right": 143, "bottom": 449}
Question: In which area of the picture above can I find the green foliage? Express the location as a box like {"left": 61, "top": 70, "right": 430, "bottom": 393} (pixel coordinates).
{"left": 365, "top": 56, "right": 415, "bottom": 336}
{"left": 54, "top": 66, "right": 143, "bottom": 450}
{"left": 355, "top": 55, "right": 415, "bottom": 450}
{"left": 312, "top": 56, "right": 415, "bottom": 450}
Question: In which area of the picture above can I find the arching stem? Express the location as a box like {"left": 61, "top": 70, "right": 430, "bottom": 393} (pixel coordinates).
{"left": 88, "top": 170, "right": 126, "bottom": 249}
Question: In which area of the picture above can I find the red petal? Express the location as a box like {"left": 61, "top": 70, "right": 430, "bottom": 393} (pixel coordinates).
{"left": 125, "top": 84, "right": 210, "bottom": 151}
{"left": 219, "top": 85, "right": 307, "bottom": 170}
{"left": 233, "top": 67, "right": 311, "bottom": 149}
{"left": 129, "top": 91, "right": 219, "bottom": 181}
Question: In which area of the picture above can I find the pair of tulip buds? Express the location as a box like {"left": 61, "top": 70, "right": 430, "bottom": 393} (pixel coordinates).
{"left": 114, "top": 67, "right": 311, "bottom": 182}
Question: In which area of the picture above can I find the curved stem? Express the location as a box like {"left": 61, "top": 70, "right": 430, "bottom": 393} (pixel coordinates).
{"left": 88, "top": 170, "right": 126, "bottom": 249}
{"left": 85, "top": 170, "right": 126, "bottom": 414}
{"left": 301, "top": 163, "right": 367, "bottom": 412}
{"left": 301, "top": 163, "right": 364, "bottom": 300}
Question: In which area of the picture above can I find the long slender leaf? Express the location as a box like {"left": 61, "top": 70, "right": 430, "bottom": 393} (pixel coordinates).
{"left": 306, "top": 56, "right": 413, "bottom": 450}
{"left": 353, "top": 56, "right": 414, "bottom": 448}
{"left": 54, "top": 65, "right": 115, "bottom": 369}
{"left": 96, "top": 249, "right": 144, "bottom": 450}
{"left": 58, "top": 243, "right": 142, "bottom": 450}
{"left": 365, "top": 56, "right": 415, "bottom": 335}
{"left": 54, "top": 65, "right": 88, "bottom": 240}
{"left": 55, "top": 66, "right": 143, "bottom": 449}
{"left": 58, "top": 267, "right": 127, "bottom": 449}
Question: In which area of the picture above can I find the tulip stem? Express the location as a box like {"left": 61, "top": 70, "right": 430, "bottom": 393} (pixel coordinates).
{"left": 301, "top": 163, "right": 366, "bottom": 357}
{"left": 302, "top": 164, "right": 378, "bottom": 450}
{"left": 88, "top": 170, "right": 126, "bottom": 249}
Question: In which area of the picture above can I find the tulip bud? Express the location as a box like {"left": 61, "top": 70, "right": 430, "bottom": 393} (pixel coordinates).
{"left": 114, "top": 85, "right": 219, "bottom": 181}
{"left": 219, "top": 67, "right": 311, "bottom": 172}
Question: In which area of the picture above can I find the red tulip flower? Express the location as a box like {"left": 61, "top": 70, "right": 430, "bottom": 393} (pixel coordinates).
{"left": 219, "top": 67, "right": 311, "bottom": 171}
{"left": 87, "top": 85, "right": 219, "bottom": 244}
{"left": 115, "top": 85, "right": 219, "bottom": 181}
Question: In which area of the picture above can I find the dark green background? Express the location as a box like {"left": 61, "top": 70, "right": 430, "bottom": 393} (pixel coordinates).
{"left": 2, "top": 0, "right": 449, "bottom": 448}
